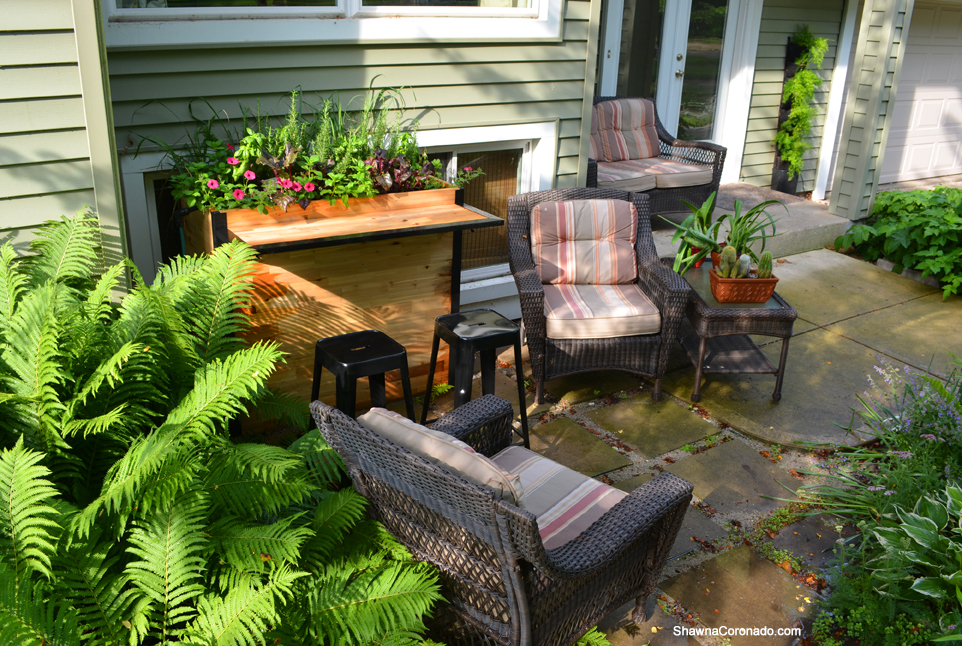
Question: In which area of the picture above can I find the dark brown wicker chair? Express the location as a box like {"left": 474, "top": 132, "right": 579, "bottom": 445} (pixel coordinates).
{"left": 311, "top": 395, "right": 693, "bottom": 646}
{"left": 586, "top": 96, "right": 727, "bottom": 214}
{"left": 507, "top": 188, "right": 691, "bottom": 403}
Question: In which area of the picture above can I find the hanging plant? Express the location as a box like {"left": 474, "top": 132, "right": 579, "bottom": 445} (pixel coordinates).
{"left": 773, "top": 25, "right": 829, "bottom": 180}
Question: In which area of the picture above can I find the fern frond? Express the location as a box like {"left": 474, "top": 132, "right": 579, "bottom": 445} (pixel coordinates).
{"left": 0, "top": 244, "right": 27, "bottom": 337}
{"left": 78, "top": 342, "right": 282, "bottom": 535}
{"left": 299, "top": 489, "right": 368, "bottom": 570}
{"left": 182, "top": 240, "right": 258, "bottom": 365}
{"left": 288, "top": 428, "right": 345, "bottom": 490}
{"left": 0, "top": 438, "right": 62, "bottom": 585}
{"left": 26, "top": 212, "right": 102, "bottom": 287}
{"left": 1, "top": 284, "right": 67, "bottom": 451}
{"left": 84, "top": 262, "right": 126, "bottom": 323}
{"left": 126, "top": 489, "right": 209, "bottom": 643}
{"left": 209, "top": 514, "right": 314, "bottom": 573}
{"left": 63, "top": 403, "right": 128, "bottom": 438}
{"left": 205, "top": 442, "right": 314, "bottom": 517}
{"left": 247, "top": 387, "right": 309, "bottom": 432}
{"left": 56, "top": 527, "right": 142, "bottom": 646}
{"left": 304, "top": 561, "right": 441, "bottom": 646}
{"left": 187, "top": 565, "right": 305, "bottom": 646}
{"left": 0, "top": 562, "right": 80, "bottom": 646}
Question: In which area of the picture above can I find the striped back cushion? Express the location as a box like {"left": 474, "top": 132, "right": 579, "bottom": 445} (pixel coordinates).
{"left": 591, "top": 99, "right": 660, "bottom": 162}
{"left": 531, "top": 199, "right": 637, "bottom": 285}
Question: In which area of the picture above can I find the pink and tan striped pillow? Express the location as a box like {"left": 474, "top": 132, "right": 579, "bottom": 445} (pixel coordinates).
{"left": 530, "top": 199, "right": 638, "bottom": 285}
{"left": 591, "top": 99, "right": 660, "bottom": 162}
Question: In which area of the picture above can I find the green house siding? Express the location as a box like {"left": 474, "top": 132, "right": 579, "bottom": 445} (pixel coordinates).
{"left": 740, "top": 0, "right": 845, "bottom": 191}
{"left": 108, "top": 0, "right": 593, "bottom": 190}
{"left": 0, "top": 0, "right": 94, "bottom": 252}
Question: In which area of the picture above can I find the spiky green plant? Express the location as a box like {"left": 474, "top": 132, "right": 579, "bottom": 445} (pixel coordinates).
{"left": 757, "top": 251, "right": 774, "bottom": 279}
{"left": 0, "top": 212, "right": 442, "bottom": 646}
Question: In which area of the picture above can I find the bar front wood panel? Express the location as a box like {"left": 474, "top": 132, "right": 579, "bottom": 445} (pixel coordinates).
{"left": 239, "top": 233, "right": 452, "bottom": 409}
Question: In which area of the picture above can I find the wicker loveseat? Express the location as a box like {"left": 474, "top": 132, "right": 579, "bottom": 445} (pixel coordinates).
{"left": 507, "top": 188, "right": 691, "bottom": 403}
{"left": 310, "top": 395, "right": 693, "bottom": 646}
{"left": 586, "top": 96, "right": 727, "bottom": 214}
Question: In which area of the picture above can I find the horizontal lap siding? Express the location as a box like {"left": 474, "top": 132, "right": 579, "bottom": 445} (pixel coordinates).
{"left": 740, "top": 0, "right": 845, "bottom": 192}
{"left": 0, "top": 0, "right": 96, "bottom": 252}
{"left": 108, "top": 0, "right": 593, "bottom": 189}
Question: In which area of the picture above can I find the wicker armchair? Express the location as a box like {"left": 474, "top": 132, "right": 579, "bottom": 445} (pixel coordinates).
{"left": 587, "top": 96, "right": 727, "bottom": 214}
{"left": 507, "top": 188, "right": 690, "bottom": 403}
{"left": 311, "top": 395, "right": 693, "bottom": 646}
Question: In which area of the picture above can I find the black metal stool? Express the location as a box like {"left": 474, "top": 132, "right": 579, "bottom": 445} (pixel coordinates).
{"left": 311, "top": 329, "right": 416, "bottom": 421}
{"left": 421, "top": 308, "right": 530, "bottom": 448}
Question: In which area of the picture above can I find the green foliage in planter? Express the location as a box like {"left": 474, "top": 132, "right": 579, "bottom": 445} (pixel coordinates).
{"left": 773, "top": 25, "right": 829, "bottom": 180}
{"left": 835, "top": 187, "right": 962, "bottom": 299}
{"left": 0, "top": 213, "right": 443, "bottom": 646}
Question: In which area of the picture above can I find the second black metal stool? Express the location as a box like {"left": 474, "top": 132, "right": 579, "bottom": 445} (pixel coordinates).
{"left": 421, "top": 308, "right": 530, "bottom": 448}
{"left": 311, "top": 329, "right": 416, "bottom": 421}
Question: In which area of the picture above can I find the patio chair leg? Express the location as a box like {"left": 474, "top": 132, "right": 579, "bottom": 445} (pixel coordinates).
{"left": 651, "top": 379, "right": 662, "bottom": 402}
{"left": 631, "top": 594, "right": 652, "bottom": 625}
{"left": 536, "top": 380, "right": 545, "bottom": 405}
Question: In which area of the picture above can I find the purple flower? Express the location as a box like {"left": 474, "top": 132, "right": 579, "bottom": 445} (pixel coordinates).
{"left": 867, "top": 485, "right": 885, "bottom": 492}
{"left": 884, "top": 491, "right": 896, "bottom": 496}
{"left": 922, "top": 434, "right": 937, "bottom": 441}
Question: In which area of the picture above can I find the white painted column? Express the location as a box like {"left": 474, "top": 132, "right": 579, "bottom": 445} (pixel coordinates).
{"left": 812, "top": 0, "right": 858, "bottom": 201}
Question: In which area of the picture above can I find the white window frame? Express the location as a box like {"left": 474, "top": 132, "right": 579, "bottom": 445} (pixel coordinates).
{"left": 102, "top": 0, "right": 562, "bottom": 49}
{"left": 118, "top": 121, "right": 558, "bottom": 282}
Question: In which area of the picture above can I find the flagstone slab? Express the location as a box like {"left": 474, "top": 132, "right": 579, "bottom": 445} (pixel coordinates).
{"left": 544, "top": 371, "right": 644, "bottom": 405}
{"left": 585, "top": 396, "right": 717, "bottom": 458}
{"left": 529, "top": 417, "right": 631, "bottom": 476}
{"left": 664, "top": 440, "right": 799, "bottom": 515}
{"left": 614, "top": 476, "right": 729, "bottom": 559}
{"left": 661, "top": 328, "right": 899, "bottom": 447}
{"left": 827, "top": 292, "right": 962, "bottom": 380}
{"left": 763, "top": 249, "right": 937, "bottom": 327}
{"left": 599, "top": 600, "right": 696, "bottom": 645}
{"left": 770, "top": 514, "right": 858, "bottom": 571}
{"left": 661, "top": 546, "right": 814, "bottom": 645}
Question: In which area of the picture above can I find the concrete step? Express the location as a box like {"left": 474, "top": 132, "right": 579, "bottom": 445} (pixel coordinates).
{"left": 653, "top": 196, "right": 850, "bottom": 261}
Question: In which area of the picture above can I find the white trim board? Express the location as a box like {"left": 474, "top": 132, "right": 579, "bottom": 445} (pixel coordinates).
{"left": 813, "top": 0, "right": 858, "bottom": 201}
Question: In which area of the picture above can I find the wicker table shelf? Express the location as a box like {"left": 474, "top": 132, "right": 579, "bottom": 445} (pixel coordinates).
{"left": 668, "top": 260, "right": 798, "bottom": 402}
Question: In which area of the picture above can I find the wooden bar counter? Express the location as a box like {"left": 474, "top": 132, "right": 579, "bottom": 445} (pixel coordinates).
{"left": 183, "top": 187, "right": 502, "bottom": 411}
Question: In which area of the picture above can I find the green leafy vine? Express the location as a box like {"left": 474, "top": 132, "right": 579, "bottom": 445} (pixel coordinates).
{"left": 773, "top": 25, "right": 829, "bottom": 180}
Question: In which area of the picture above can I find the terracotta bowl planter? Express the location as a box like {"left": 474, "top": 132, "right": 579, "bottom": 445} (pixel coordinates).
{"left": 709, "top": 268, "right": 779, "bottom": 303}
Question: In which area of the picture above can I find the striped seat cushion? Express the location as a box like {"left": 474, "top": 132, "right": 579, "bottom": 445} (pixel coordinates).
{"left": 491, "top": 446, "right": 628, "bottom": 550}
{"left": 597, "top": 158, "right": 713, "bottom": 191}
{"left": 590, "top": 99, "right": 660, "bottom": 162}
{"left": 543, "top": 283, "right": 661, "bottom": 339}
{"left": 531, "top": 200, "right": 637, "bottom": 285}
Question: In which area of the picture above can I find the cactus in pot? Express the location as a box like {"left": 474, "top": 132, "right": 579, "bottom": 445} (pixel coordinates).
{"left": 757, "top": 251, "right": 774, "bottom": 279}
{"left": 717, "top": 245, "right": 738, "bottom": 277}
{"left": 736, "top": 254, "right": 752, "bottom": 278}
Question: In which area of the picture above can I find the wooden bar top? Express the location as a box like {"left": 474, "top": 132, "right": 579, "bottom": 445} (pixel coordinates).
{"left": 217, "top": 188, "right": 501, "bottom": 254}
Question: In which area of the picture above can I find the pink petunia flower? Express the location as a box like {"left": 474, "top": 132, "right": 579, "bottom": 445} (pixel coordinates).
{"left": 279, "top": 179, "right": 294, "bottom": 189}
{"left": 207, "top": 179, "right": 219, "bottom": 189}
{"left": 304, "top": 182, "right": 316, "bottom": 192}
{"left": 226, "top": 144, "right": 235, "bottom": 151}
{"left": 463, "top": 166, "right": 473, "bottom": 172}
{"left": 227, "top": 157, "right": 240, "bottom": 165}
{"left": 244, "top": 170, "right": 256, "bottom": 180}
{"left": 293, "top": 182, "right": 302, "bottom": 192}
{"left": 233, "top": 189, "right": 245, "bottom": 200}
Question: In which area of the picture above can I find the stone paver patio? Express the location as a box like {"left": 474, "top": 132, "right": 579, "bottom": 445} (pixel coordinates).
{"left": 397, "top": 245, "right": 959, "bottom": 645}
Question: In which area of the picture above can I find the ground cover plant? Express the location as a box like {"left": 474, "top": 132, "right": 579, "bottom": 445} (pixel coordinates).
{"left": 0, "top": 213, "right": 444, "bottom": 646}
{"left": 835, "top": 186, "right": 962, "bottom": 299}
{"left": 143, "top": 88, "right": 481, "bottom": 215}
{"left": 795, "top": 358, "right": 962, "bottom": 643}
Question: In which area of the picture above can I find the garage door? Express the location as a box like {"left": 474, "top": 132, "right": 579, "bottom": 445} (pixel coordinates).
{"left": 880, "top": 1, "right": 962, "bottom": 183}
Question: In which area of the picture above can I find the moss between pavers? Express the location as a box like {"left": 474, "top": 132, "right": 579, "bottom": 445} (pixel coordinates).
{"left": 661, "top": 546, "right": 814, "bottom": 644}
{"left": 585, "top": 396, "right": 717, "bottom": 458}
{"left": 664, "top": 439, "right": 800, "bottom": 516}
{"left": 544, "top": 371, "right": 643, "bottom": 405}
{"left": 660, "top": 327, "right": 892, "bottom": 448}
{"left": 528, "top": 416, "right": 630, "bottom": 477}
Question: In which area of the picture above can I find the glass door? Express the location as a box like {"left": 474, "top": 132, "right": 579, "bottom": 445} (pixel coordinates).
{"left": 676, "top": 0, "right": 730, "bottom": 140}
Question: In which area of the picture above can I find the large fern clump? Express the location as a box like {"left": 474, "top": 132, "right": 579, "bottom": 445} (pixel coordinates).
{"left": 0, "top": 212, "right": 442, "bottom": 646}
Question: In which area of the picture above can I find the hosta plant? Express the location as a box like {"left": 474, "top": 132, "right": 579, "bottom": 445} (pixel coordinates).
{"left": 0, "top": 212, "right": 443, "bottom": 646}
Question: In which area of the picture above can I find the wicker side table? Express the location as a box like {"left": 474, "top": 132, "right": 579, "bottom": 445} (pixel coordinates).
{"left": 669, "top": 261, "right": 798, "bottom": 402}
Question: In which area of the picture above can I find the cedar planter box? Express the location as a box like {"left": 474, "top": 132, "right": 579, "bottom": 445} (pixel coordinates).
{"left": 182, "top": 187, "right": 501, "bottom": 421}
{"left": 709, "top": 268, "right": 779, "bottom": 303}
